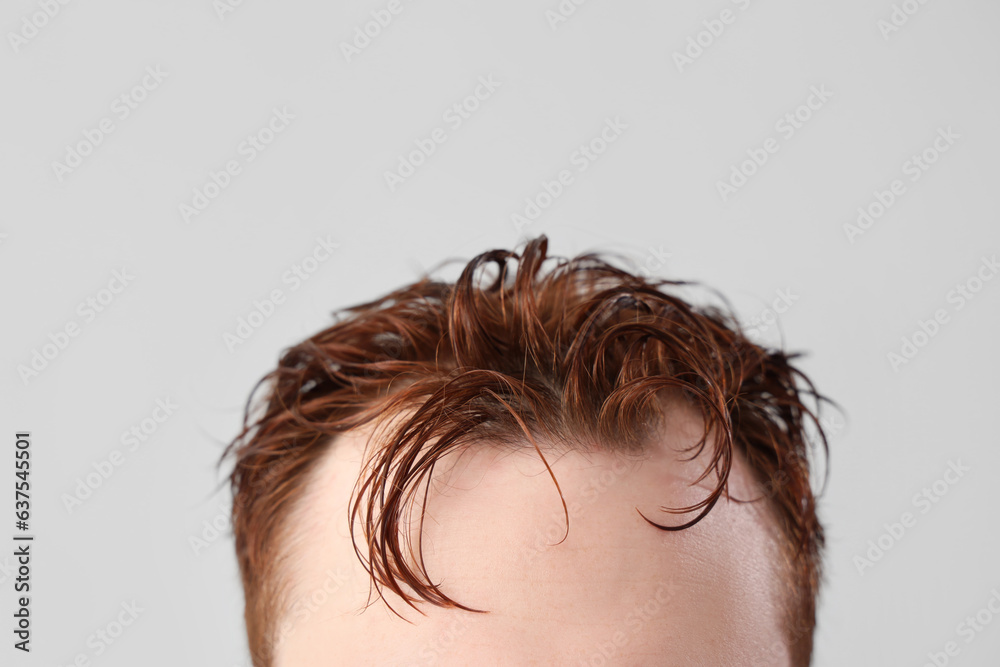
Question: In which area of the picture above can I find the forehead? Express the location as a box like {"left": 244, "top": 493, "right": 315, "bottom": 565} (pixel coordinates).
{"left": 274, "top": 406, "right": 794, "bottom": 666}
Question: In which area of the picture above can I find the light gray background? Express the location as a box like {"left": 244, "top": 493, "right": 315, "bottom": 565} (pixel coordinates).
{"left": 2, "top": 0, "right": 999, "bottom": 665}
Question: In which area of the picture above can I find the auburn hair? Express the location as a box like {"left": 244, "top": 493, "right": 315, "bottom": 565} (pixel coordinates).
{"left": 222, "top": 234, "right": 832, "bottom": 666}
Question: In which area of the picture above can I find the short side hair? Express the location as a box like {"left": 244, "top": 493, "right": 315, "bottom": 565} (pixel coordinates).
{"left": 222, "top": 235, "right": 832, "bottom": 666}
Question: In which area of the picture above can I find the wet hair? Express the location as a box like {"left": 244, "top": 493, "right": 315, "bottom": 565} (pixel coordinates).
{"left": 221, "top": 234, "right": 832, "bottom": 666}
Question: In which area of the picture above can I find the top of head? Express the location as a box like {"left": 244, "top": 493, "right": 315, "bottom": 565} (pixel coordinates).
{"left": 222, "top": 234, "right": 830, "bottom": 667}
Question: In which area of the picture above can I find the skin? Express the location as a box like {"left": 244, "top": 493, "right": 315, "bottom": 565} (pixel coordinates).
{"left": 271, "top": 401, "right": 794, "bottom": 666}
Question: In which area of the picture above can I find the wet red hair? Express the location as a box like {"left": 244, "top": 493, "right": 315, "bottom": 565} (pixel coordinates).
{"left": 222, "top": 235, "right": 831, "bottom": 666}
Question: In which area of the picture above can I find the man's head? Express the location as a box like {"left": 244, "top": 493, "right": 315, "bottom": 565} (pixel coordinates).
{"left": 223, "top": 235, "right": 830, "bottom": 666}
